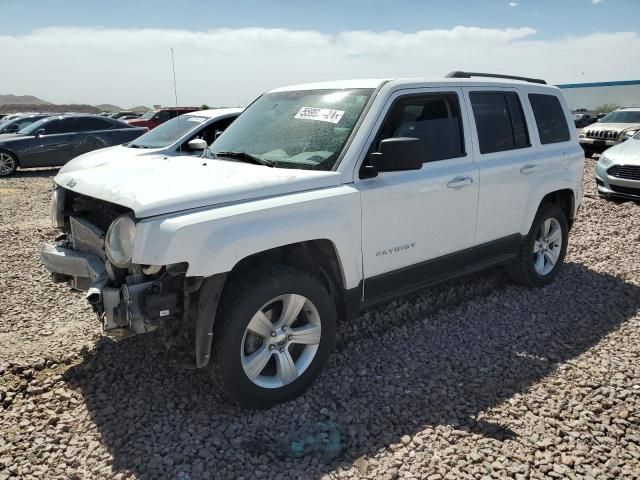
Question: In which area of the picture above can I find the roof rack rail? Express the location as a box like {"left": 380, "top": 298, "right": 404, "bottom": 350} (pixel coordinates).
{"left": 445, "top": 71, "right": 547, "bottom": 85}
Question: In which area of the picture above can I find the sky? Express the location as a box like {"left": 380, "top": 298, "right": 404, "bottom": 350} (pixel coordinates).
{"left": 1, "top": 0, "right": 639, "bottom": 107}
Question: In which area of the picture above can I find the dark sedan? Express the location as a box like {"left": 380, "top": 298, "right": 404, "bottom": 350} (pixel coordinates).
{"left": 0, "top": 113, "right": 53, "bottom": 134}
{"left": 0, "top": 115, "right": 147, "bottom": 176}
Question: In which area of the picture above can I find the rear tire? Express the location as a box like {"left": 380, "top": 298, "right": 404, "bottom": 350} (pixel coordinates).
{"left": 0, "top": 151, "right": 17, "bottom": 177}
{"left": 506, "top": 204, "right": 569, "bottom": 287}
{"left": 209, "top": 265, "right": 336, "bottom": 408}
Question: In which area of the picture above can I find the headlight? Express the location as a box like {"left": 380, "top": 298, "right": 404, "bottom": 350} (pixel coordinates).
{"left": 598, "top": 155, "right": 612, "bottom": 166}
{"left": 50, "top": 184, "right": 65, "bottom": 228}
{"left": 623, "top": 130, "right": 638, "bottom": 139}
{"left": 105, "top": 214, "right": 136, "bottom": 268}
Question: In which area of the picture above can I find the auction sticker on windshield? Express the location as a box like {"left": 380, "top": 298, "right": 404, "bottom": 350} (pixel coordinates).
{"left": 295, "top": 107, "right": 345, "bottom": 124}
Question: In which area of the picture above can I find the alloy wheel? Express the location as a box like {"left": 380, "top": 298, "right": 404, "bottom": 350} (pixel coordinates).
{"left": 240, "top": 293, "right": 321, "bottom": 389}
{"left": 533, "top": 217, "right": 562, "bottom": 276}
{"left": 0, "top": 152, "right": 15, "bottom": 176}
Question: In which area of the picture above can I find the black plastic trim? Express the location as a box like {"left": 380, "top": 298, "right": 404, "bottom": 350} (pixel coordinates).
{"left": 446, "top": 71, "right": 547, "bottom": 85}
{"left": 363, "top": 234, "right": 524, "bottom": 305}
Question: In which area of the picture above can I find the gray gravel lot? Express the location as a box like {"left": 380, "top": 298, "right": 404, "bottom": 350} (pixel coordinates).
{"left": 1, "top": 159, "right": 639, "bottom": 479}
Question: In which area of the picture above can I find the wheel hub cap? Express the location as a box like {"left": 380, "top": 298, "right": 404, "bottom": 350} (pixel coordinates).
{"left": 241, "top": 293, "right": 322, "bottom": 389}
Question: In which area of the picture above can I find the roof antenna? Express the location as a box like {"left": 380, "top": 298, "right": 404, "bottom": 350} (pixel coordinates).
{"left": 170, "top": 47, "right": 183, "bottom": 156}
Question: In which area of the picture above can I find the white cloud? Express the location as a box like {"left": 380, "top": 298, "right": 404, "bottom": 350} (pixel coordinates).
{"left": 592, "top": 0, "right": 604, "bottom": 4}
{"left": 509, "top": 2, "right": 518, "bottom": 6}
{"left": 0, "top": 26, "right": 638, "bottom": 107}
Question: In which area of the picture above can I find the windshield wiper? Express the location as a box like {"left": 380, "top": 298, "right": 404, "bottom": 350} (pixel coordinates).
{"left": 215, "top": 151, "right": 274, "bottom": 167}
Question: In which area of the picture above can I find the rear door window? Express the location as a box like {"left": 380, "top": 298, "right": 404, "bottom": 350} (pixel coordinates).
{"left": 528, "top": 94, "right": 571, "bottom": 144}
{"left": 75, "top": 117, "right": 114, "bottom": 131}
{"left": 469, "top": 92, "right": 530, "bottom": 154}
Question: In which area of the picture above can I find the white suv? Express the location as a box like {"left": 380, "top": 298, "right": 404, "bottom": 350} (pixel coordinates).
{"left": 42, "top": 72, "right": 584, "bottom": 407}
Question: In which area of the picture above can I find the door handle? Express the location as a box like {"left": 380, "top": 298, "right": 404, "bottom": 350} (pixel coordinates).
{"left": 447, "top": 176, "right": 473, "bottom": 189}
{"left": 520, "top": 164, "right": 538, "bottom": 174}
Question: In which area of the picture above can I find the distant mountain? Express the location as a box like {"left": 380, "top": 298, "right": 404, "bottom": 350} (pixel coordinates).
{"left": 95, "top": 103, "right": 122, "bottom": 113}
{"left": 0, "top": 94, "right": 51, "bottom": 106}
{"left": 0, "top": 104, "right": 100, "bottom": 114}
{"left": 130, "top": 105, "right": 152, "bottom": 113}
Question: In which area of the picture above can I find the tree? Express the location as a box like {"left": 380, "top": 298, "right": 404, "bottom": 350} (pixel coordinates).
{"left": 201, "top": 104, "right": 210, "bottom": 110}
{"left": 595, "top": 103, "right": 620, "bottom": 114}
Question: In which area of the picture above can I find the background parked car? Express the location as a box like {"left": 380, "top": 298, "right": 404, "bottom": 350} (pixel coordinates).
{"left": 572, "top": 110, "right": 597, "bottom": 128}
{"left": 594, "top": 130, "right": 640, "bottom": 200}
{"left": 0, "top": 114, "right": 147, "bottom": 176}
{"left": 0, "top": 113, "right": 53, "bottom": 134}
{"left": 117, "top": 114, "right": 141, "bottom": 121}
{"left": 109, "top": 111, "right": 138, "bottom": 119}
{"left": 59, "top": 108, "right": 243, "bottom": 174}
{"left": 126, "top": 107, "right": 199, "bottom": 130}
{"left": 579, "top": 107, "right": 640, "bottom": 157}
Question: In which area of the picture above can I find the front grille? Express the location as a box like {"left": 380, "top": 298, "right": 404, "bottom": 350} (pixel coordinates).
{"left": 69, "top": 216, "right": 106, "bottom": 260}
{"left": 585, "top": 130, "right": 618, "bottom": 140}
{"left": 609, "top": 184, "right": 640, "bottom": 197}
{"left": 608, "top": 165, "right": 640, "bottom": 181}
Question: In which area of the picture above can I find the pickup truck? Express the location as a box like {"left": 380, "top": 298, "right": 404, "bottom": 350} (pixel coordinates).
{"left": 41, "top": 72, "right": 584, "bottom": 407}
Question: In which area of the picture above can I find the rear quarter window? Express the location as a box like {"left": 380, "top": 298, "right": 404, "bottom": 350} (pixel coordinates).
{"left": 528, "top": 94, "right": 571, "bottom": 144}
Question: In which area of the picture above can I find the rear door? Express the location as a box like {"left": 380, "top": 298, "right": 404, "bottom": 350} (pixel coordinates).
{"left": 74, "top": 117, "right": 118, "bottom": 157}
{"left": 462, "top": 87, "right": 541, "bottom": 244}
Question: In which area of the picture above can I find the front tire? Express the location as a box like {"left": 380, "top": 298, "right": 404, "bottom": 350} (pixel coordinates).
{"left": 506, "top": 204, "right": 569, "bottom": 287}
{"left": 210, "top": 265, "right": 336, "bottom": 408}
{"left": 0, "top": 151, "right": 17, "bottom": 177}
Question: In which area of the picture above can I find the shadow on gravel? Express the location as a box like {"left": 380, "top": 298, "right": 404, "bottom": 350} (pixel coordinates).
{"left": 64, "top": 262, "right": 640, "bottom": 479}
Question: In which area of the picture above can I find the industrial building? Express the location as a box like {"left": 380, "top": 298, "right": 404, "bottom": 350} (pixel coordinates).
{"left": 557, "top": 80, "right": 640, "bottom": 110}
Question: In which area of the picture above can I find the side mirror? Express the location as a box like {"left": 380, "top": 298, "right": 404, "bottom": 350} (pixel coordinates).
{"left": 35, "top": 128, "right": 46, "bottom": 137}
{"left": 187, "top": 138, "right": 207, "bottom": 151}
{"left": 368, "top": 137, "right": 423, "bottom": 173}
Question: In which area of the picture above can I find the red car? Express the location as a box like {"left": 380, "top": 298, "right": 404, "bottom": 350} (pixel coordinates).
{"left": 126, "top": 107, "right": 200, "bottom": 130}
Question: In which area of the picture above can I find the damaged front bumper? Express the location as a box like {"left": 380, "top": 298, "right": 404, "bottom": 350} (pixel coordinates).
{"left": 40, "top": 241, "right": 180, "bottom": 337}
{"left": 40, "top": 240, "right": 224, "bottom": 368}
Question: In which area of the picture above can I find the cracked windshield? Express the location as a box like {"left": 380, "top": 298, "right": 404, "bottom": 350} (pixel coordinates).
{"left": 212, "top": 88, "right": 373, "bottom": 170}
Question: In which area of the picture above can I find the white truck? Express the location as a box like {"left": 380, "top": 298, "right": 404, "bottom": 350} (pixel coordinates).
{"left": 42, "top": 72, "right": 584, "bottom": 407}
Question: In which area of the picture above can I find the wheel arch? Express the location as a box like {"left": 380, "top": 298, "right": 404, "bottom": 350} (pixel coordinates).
{"left": 193, "top": 239, "right": 357, "bottom": 369}
{"left": 524, "top": 187, "right": 576, "bottom": 234}
{"left": 223, "top": 239, "right": 358, "bottom": 323}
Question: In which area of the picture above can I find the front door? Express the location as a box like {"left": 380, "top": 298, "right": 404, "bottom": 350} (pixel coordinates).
{"left": 357, "top": 88, "right": 479, "bottom": 301}
{"left": 20, "top": 118, "right": 79, "bottom": 167}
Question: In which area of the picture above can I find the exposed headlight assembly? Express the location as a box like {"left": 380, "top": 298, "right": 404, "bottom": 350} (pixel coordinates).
{"left": 105, "top": 213, "right": 136, "bottom": 268}
{"left": 623, "top": 129, "right": 638, "bottom": 139}
{"left": 50, "top": 184, "right": 65, "bottom": 228}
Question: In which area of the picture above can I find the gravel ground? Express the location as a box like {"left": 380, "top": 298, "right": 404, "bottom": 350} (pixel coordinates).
{"left": 1, "top": 160, "right": 639, "bottom": 480}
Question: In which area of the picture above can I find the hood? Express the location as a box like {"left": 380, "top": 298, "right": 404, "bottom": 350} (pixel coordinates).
{"left": 59, "top": 145, "right": 165, "bottom": 174}
{"left": 54, "top": 156, "right": 343, "bottom": 218}
{"left": 602, "top": 138, "right": 640, "bottom": 165}
{"left": 585, "top": 123, "right": 639, "bottom": 133}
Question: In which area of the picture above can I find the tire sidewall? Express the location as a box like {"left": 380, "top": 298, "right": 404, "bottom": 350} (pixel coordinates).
{"left": 216, "top": 271, "right": 336, "bottom": 406}
{"left": 524, "top": 205, "right": 569, "bottom": 286}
